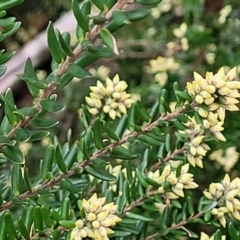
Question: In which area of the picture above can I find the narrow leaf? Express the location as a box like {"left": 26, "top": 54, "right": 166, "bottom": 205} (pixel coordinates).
{"left": 2, "top": 146, "right": 24, "bottom": 164}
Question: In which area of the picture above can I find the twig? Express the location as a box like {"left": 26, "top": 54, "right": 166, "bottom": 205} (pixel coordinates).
{"left": 56, "top": 0, "right": 132, "bottom": 76}
{"left": 143, "top": 211, "right": 205, "bottom": 240}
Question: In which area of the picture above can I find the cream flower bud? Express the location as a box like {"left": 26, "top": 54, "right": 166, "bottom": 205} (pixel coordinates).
{"left": 75, "top": 220, "right": 84, "bottom": 228}
{"left": 115, "top": 81, "right": 127, "bottom": 92}
{"left": 200, "top": 90, "right": 212, "bottom": 99}
{"left": 204, "top": 97, "right": 215, "bottom": 105}
{"left": 97, "top": 212, "right": 108, "bottom": 222}
{"left": 206, "top": 85, "right": 216, "bottom": 94}
{"left": 80, "top": 229, "right": 88, "bottom": 238}
{"left": 109, "top": 109, "right": 116, "bottom": 120}
{"left": 88, "top": 108, "right": 99, "bottom": 115}
{"left": 223, "top": 97, "right": 239, "bottom": 104}
{"left": 226, "top": 67, "right": 236, "bottom": 81}
{"left": 218, "top": 87, "right": 231, "bottom": 95}
{"left": 92, "top": 220, "right": 100, "bottom": 229}
{"left": 198, "top": 108, "right": 208, "bottom": 117}
{"left": 195, "top": 95, "right": 204, "bottom": 104}
{"left": 87, "top": 213, "right": 96, "bottom": 221}
{"left": 208, "top": 103, "right": 219, "bottom": 111}
{"left": 192, "top": 81, "right": 201, "bottom": 93}
{"left": 226, "top": 104, "right": 239, "bottom": 111}
{"left": 192, "top": 136, "right": 204, "bottom": 147}
{"left": 186, "top": 82, "right": 195, "bottom": 96}
{"left": 103, "top": 105, "right": 110, "bottom": 113}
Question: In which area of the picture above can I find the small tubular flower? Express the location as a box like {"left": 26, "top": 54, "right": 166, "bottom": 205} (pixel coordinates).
{"left": 187, "top": 67, "right": 240, "bottom": 125}
{"left": 204, "top": 174, "right": 240, "bottom": 227}
{"left": 148, "top": 163, "right": 198, "bottom": 199}
{"left": 71, "top": 193, "right": 121, "bottom": 240}
{"left": 86, "top": 75, "right": 134, "bottom": 120}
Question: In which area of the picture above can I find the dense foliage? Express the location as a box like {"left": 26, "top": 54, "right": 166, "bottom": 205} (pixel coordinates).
{"left": 0, "top": 0, "right": 240, "bottom": 239}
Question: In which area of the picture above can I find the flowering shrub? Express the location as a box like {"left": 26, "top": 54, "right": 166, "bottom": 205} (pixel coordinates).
{"left": 0, "top": 0, "right": 240, "bottom": 240}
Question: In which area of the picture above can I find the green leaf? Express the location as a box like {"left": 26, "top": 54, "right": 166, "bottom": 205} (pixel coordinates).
{"left": 60, "top": 197, "right": 70, "bottom": 219}
{"left": 135, "top": 168, "right": 148, "bottom": 188}
{"left": 41, "top": 145, "right": 54, "bottom": 179}
{"left": 92, "top": 118, "right": 104, "bottom": 149}
{"left": 228, "top": 222, "right": 239, "bottom": 240}
{"left": 125, "top": 8, "right": 151, "bottom": 22}
{"left": 92, "top": 0, "right": 105, "bottom": 10}
{"left": 58, "top": 31, "right": 73, "bottom": 56}
{"left": 65, "top": 144, "right": 78, "bottom": 169}
{"left": 0, "top": 51, "right": 14, "bottom": 65}
{"left": 18, "top": 217, "right": 29, "bottom": 239}
{"left": 214, "top": 229, "right": 222, "bottom": 240}
{"left": 19, "top": 58, "right": 41, "bottom": 97}
{"left": 0, "top": 0, "right": 24, "bottom": 10}
{"left": 11, "top": 163, "right": 23, "bottom": 195}
{"left": 23, "top": 166, "right": 32, "bottom": 192}
{"left": 115, "top": 114, "right": 128, "bottom": 138}
{"left": 111, "top": 146, "right": 138, "bottom": 160}
{"left": 112, "top": 10, "right": 130, "bottom": 25}
{"left": 4, "top": 211, "right": 17, "bottom": 239}
{"left": 30, "top": 117, "right": 59, "bottom": 128}
{"left": 86, "top": 45, "right": 115, "bottom": 58}
{"left": 0, "top": 22, "right": 21, "bottom": 42}
{"left": 60, "top": 178, "right": 82, "bottom": 194}
{"left": 59, "top": 220, "right": 75, "bottom": 229}
{"left": 99, "top": 28, "right": 119, "bottom": 55}
{"left": 55, "top": 145, "right": 67, "bottom": 173}
{"left": 2, "top": 146, "right": 25, "bottom": 164}
{"left": 57, "top": 71, "right": 74, "bottom": 90}
{"left": 40, "top": 206, "right": 53, "bottom": 228}
{"left": 47, "top": 22, "right": 65, "bottom": 63}
{"left": 104, "top": 121, "right": 119, "bottom": 141}
{"left": 40, "top": 99, "right": 64, "bottom": 112}
{"left": 72, "top": 0, "right": 89, "bottom": 32}
{"left": 202, "top": 201, "right": 218, "bottom": 212}
{"left": 0, "top": 135, "right": 10, "bottom": 144}
{"left": 136, "top": 0, "right": 162, "bottom": 5}
{"left": 187, "top": 196, "right": 194, "bottom": 215}
{"left": 109, "top": 231, "right": 131, "bottom": 237}
{"left": 33, "top": 207, "right": 43, "bottom": 231}
{"left": 139, "top": 134, "right": 162, "bottom": 146}
{"left": 0, "top": 66, "right": 6, "bottom": 77}
{"left": 125, "top": 212, "right": 153, "bottom": 221}
{"left": 172, "top": 119, "right": 187, "bottom": 131}
{"left": 18, "top": 74, "right": 46, "bottom": 89}
{"left": 29, "top": 130, "right": 50, "bottom": 141}
{"left": 136, "top": 101, "right": 151, "bottom": 122}
{"left": 68, "top": 63, "right": 91, "bottom": 78}
{"left": 86, "top": 165, "right": 116, "bottom": 181}
{"left": 23, "top": 205, "right": 33, "bottom": 232}
{"left": 15, "top": 128, "right": 31, "bottom": 142}
{"left": 175, "top": 90, "right": 192, "bottom": 101}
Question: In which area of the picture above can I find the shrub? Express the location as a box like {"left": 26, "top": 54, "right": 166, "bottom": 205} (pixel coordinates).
{"left": 0, "top": 0, "right": 240, "bottom": 239}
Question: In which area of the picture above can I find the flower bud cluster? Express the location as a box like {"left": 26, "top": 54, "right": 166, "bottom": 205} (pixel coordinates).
{"left": 71, "top": 193, "right": 121, "bottom": 240}
{"left": 203, "top": 174, "right": 240, "bottom": 227}
{"left": 86, "top": 74, "right": 134, "bottom": 120}
{"left": 148, "top": 163, "right": 198, "bottom": 199}
{"left": 187, "top": 67, "right": 240, "bottom": 122}
{"left": 180, "top": 117, "right": 210, "bottom": 168}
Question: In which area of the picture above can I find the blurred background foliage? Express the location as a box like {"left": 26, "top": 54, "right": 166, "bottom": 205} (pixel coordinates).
{"left": 1, "top": 0, "right": 240, "bottom": 236}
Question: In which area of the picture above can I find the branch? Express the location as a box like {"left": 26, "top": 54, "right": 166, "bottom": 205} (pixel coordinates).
{"left": 0, "top": 104, "right": 189, "bottom": 212}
